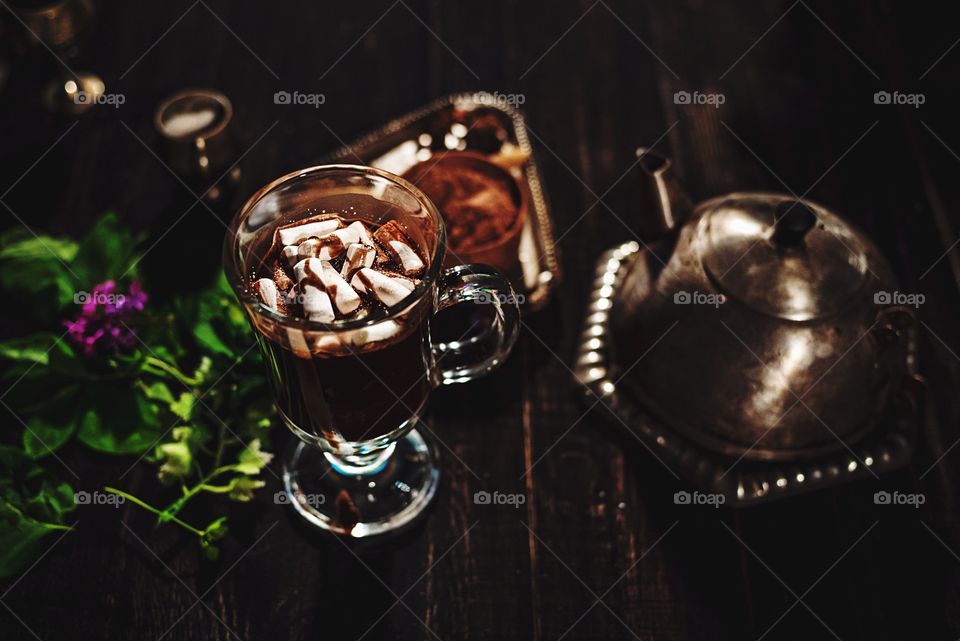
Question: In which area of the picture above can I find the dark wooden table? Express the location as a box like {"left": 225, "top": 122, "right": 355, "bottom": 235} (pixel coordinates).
{"left": 2, "top": 1, "right": 960, "bottom": 639}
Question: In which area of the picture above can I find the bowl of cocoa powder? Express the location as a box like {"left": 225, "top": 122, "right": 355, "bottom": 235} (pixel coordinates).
{"left": 402, "top": 151, "right": 526, "bottom": 273}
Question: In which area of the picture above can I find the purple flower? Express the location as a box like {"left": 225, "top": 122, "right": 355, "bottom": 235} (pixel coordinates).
{"left": 65, "top": 280, "right": 148, "bottom": 357}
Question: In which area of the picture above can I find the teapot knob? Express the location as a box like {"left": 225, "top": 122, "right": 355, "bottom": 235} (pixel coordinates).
{"left": 772, "top": 200, "right": 818, "bottom": 247}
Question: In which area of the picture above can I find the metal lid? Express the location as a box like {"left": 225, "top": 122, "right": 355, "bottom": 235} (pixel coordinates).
{"left": 699, "top": 194, "right": 870, "bottom": 321}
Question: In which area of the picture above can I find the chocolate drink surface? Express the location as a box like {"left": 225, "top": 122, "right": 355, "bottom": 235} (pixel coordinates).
{"left": 247, "top": 211, "right": 432, "bottom": 444}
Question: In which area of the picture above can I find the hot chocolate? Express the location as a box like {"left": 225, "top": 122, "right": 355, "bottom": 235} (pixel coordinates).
{"left": 248, "top": 212, "right": 432, "bottom": 445}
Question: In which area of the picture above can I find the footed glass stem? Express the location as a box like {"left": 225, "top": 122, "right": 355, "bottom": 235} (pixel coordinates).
{"left": 283, "top": 428, "right": 439, "bottom": 538}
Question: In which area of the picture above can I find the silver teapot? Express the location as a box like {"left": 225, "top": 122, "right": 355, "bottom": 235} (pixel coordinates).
{"left": 608, "top": 149, "right": 916, "bottom": 462}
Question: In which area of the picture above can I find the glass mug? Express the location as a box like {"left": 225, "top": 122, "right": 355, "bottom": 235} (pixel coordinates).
{"left": 224, "top": 165, "right": 520, "bottom": 537}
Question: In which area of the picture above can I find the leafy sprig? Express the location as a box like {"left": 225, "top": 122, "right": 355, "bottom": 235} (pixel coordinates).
{"left": 0, "top": 214, "right": 274, "bottom": 575}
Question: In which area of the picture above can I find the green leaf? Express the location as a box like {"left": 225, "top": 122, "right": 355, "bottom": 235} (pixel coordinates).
{"left": 0, "top": 501, "right": 71, "bottom": 578}
{"left": 153, "top": 426, "right": 199, "bottom": 485}
{"left": 234, "top": 439, "right": 273, "bottom": 475}
{"left": 188, "top": 274, "right": 254, "bottom": 359}
{"left": 0, "top": 445, "right": 74, "bottom": 578}
{"left": 142, "top": 381, "right": 175, "bottom": 404}
{"left": 170, "top": 393, "right": 194, "bottom": 422}
{"left": 77, "top": 383, "right": 165, "bottom": 454}
{"left": 202, "top": 516, "right": 228, "bottom": 542}
{"left": 193, "top": 322, "right": 234, "bottom": 358}
{"left": 0, "top": 334, "right": 59, "bottom": 365}
{"left": 156, "top": 441, "right": 192, "bottom": 484}
{"left": 227, "top": 476, "right": 265, "bottom": 502}
{"left": 70, "top": 212, "right": 141, "bottom": 283}
{"left": 0, "top": 255, "right": 77, "bottom": 314}
{"left": 22, "top": 385, "right": 82, "bottom": 458}
{"left": 171, "top": 426, "right": 193, "bottom": 441}
{"left": 32, "top": 481, "right": 76, "bottom": 520}
{"left": 144, "top": 382, "right": 197, "bottom": 425}
{"left": 23, "top": 420, "right": 74, "bottom": 458}
{"left": 0, "top": 226, "right": 80, "bottom": 315}
{"left": 0, "top": 232, "right": 79, "bottom": 262}
{"left": 191, "top": 356, "right": 212, "bottom": 384}
{"left": 199, "top": 516, "right": 229, "bottom": 560}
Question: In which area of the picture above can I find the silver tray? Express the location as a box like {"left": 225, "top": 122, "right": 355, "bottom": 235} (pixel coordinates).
{"left": 574, "top": 241, "right": 921, "bottom": 506}
{"left": 323, "top": 92, "right": 561, "bottom": 313}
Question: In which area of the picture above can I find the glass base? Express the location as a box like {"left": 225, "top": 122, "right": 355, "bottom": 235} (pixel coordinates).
{"left": 282, "top": 428, "right": 439, "bottom": 538}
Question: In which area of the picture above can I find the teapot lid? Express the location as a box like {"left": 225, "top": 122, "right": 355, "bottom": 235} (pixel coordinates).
{"left": 699, "top": 194, "right": 870, "bottom": 321}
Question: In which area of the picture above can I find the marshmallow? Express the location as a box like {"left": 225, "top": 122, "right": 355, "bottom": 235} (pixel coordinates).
{"left": 313, "top": 333, "right": 345, "bottom": 354}
{"left": 282, "top": 245, "right": 300, "bottom": 266}
{"left": 317, "top": 260, "right": 361, "bottom": 315}
{"left": 342, "top": 220, "right": 375, "bottom": 247}
{"left": 277, "top": 218, "right": 341, "bottom": 246}
{"left": 286, "top": 327, "right": 311, "bottom": 358}
{"left": 345, "top": 320, "right": 403, "bottom": 346}
{"left": 351, "top": 268, "right": 417, "bottom": 307}
{"left": 297, "top": 234, "right": 346, "bottom": 262}
{"left": 331, "top": 222, "right": 361, "bottom": 246}
{"left": 388, "top": 240, "right": 425, "bottom": 276}
{"left": 267, "top": 216, "right": 427, "bottom": 322}
{"left": 316, "top": 321, "right": 403, "bottom": 351}
{"left": 297, "top": 238, "right": 317, "bottom": 261}
{"left": 301, "top": 283, "right": 335, "bottom": 323}
{"left": 254, "top": 278, "right": 280, "bottom": 310}
{"left": 373, "top": 221, "right": 426, "bottom": 276}
{"left": 340, "top": 243, "right": 377, "bottom": 279}
{"left": 293, "top": 257, "right": 323, "bottom": 284}
{"left": 357, "top": 223, "right": 375, "bottom": 247}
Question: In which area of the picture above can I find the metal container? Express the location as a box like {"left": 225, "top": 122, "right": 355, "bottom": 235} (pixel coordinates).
{"left": 575, "top": 148, "right": 921, "bottom": 504}
{"left": 154, "top": 89, "right": 238, "bottom": 179}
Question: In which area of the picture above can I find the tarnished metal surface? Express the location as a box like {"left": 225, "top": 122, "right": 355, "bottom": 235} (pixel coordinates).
{"left": 575, "top": 242, "right": 919, "bottom": 505}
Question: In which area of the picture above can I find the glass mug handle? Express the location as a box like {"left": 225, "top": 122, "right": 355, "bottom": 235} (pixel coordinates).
{"left": 432, "top": 264, "right": 521, "bottom": 385}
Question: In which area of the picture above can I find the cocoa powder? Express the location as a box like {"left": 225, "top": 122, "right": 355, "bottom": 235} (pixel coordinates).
{"left": 404, "top": 153, "right": 521, "bottom": 253}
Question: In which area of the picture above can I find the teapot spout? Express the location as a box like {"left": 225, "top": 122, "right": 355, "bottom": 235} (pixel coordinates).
{"left": 634, "top": 147, "right": 691, "bottom": 240}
